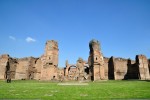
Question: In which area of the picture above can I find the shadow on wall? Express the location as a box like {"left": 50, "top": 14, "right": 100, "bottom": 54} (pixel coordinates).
{"left": 148, "top": 59, "right": 150, "bottom": 75}
{"left": 108, "top": 56, "right": 115, "bottom": 80}
{"left": 108, "top": 56, "right": 140, "bottom": 80}
{"left": 6, "top": 61, "right": 10, "bottom": 79}
{"left": 124, "top": 59, "right": 140, "bottom": 80}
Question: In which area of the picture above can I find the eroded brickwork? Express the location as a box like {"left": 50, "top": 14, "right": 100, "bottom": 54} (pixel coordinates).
{"left": 0, "top": 54, "right": 9, "bottom": 79}
{"left": 148, "top": 59, "right": 150, "bottom": 75}
{"left": 15, "top": 57, "right": 37, "bottom": 80}
{"left": 34, "top": 58, "right": 42, "bottom": 80}
{"left": 113, "top": 58, "right": 128, "bottom": 80}
{"left": 0, "top": 39, "right": 150, "bottom": 81}
{"left": 124, "top": 59, "right": 139, "bottom": 79}
{"left": 40, "top": 40, "right": 59, "bottom": 80}
{"left": 88, "top": 39, "right": 105, "bottom": 81}
{"left": 104, "top": 57, "right": 109, "bottom": 80}
{"left": 136, "top": 55, "right": 150, "bottom": 80}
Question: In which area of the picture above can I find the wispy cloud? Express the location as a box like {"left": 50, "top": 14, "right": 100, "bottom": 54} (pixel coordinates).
{"left": 9, "top": 36, "right": 16, "bottom": 40}
{"left": 26, "top": 37, "right": 36, "bottom": 43}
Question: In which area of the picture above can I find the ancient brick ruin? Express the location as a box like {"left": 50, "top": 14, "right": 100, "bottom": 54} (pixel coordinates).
{"left": 88, "top": 40, "right": 105, "bottom": 81}
{"left": 0, "top": 39, "right": 150, "bottom": 81}
{"left": 40, "top": 40, "right": 59, "bottom": 80}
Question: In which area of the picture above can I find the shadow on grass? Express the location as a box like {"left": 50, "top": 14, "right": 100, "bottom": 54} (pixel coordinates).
{"left": 122, "top": 79, "right": 150, "bottom": 82}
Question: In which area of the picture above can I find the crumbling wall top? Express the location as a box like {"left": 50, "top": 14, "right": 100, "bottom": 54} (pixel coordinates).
{"left": 0, "top": 54, "right": 9, "bottom": 59}
{"left": 17, "top": 57, "right": 37, "bottom": 61}
{"left": 89, "top": 39, "right": 100, "bottom": 51}
{"left": 89, "top": 39, "right": 100, "bottom": 45}
{"left": 46, "top": 40, "right": 58, "bottom": 46}
{"left": 114, "top": 57, "right": 128, "bottom": 61}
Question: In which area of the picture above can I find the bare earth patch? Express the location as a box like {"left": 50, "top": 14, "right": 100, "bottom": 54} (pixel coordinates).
{"left": 44, "top": 94, "right": 53, "bottom": 96}
{"left": 80, "top": 94, "right": 88, "bottom": 96}
{"left": 57, "top": 83, "right": 89, "bottom": 86}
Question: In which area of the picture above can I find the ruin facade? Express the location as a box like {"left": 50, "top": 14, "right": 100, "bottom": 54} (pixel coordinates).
{"left": 40, "top": 40, "right": 59, "bottom": 80}
{"left": 0, "top": 39, "right": 150, "bottom": 81}
{"left": 88, "top": 40, "right": 105, "bottom": 81}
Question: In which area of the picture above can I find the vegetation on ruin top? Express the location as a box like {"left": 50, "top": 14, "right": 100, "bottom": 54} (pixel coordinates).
{"left": 0, "top": 80, "right": 150, "bottom": 99}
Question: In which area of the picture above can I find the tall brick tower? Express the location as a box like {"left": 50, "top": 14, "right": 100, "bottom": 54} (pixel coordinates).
{"left": 88, "top": 39, "right": 105, "bottom": 81}
{"left": 41, "top": 40, "right": 59, "bottom": 80}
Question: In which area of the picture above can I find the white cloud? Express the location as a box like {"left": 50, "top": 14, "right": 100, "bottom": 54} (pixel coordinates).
{"left": 9, "top": 36, "right": 16, "bottom": 40}
{"left": 26, "top": 37, "right": 36, "bottom": 43}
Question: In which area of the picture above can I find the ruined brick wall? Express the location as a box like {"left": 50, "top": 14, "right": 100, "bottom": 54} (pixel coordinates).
{"left": 106, "top": 55, "right": 150, "bottom": 80}
{"left": 57, "top": 68, "right": 64, "bottom": 81}
{"left": 124, "top": 59, "right": 139, "bottom": 79}
{"left": 0, "top": 54, "right": 9, "bottom": 79}
{"left": 15, "top": 57, "right": 30, "bottom": 80}
{"left": 15, "top": 57, "right": 37, "bottom": 80}
{"left": 1, "top": 40, "right": 150, "bottom": 81}
{"left": 8, "top": 58, "right": 17, "bottom": 79}
{"left": 27, "top": 57, "right": 38, "bottom": 80}
{"left": 40, "top": 40, "right": 58, "bottom": 80}
{"left": 113, "top": 58, "right": 128, "bottom": 80}
{"left": 148, "top": 59, "right": 150, "bottom": 75}
{"left": 0, "top": 40, "right": 59, "bottom": 81}
{"left": 104, "top": 57, "right": 109, "bottom": 80}
{"left": 76, "top": 58, "right": 85, "bottom": 80}
{"left": 68, "top": 66, "right": 77, "bottom": 80}
{"left": 64, "top": 60, "right": 69, "bottom": 77}
{"left": 106, "top": 56, "right": 128, "bottom": 80}
{"left": 64, "top": 60, "right": 90, "bottom": 81}
{"left": 136, "top": 55, "right": 150, "bottom": 80}
{"left": 34, "top": 58, "right": 42, "bottom": 80}
{"left": 107, "top": 57, "right": 115, "bottom": 80}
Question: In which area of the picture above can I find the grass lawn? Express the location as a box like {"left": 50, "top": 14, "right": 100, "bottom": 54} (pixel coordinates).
{"left": 0, "top": 80, "right": 150, "bottom": 100}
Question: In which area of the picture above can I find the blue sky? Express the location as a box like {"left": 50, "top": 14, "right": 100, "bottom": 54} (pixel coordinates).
{"left": 0, "top": 0, "right": 150, "bottom": 67}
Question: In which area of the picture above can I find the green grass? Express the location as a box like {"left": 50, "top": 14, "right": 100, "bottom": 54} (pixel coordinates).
{"left": 0, "top": 80, "right": 150, "bottom": 100}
